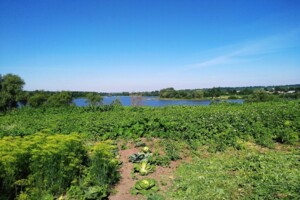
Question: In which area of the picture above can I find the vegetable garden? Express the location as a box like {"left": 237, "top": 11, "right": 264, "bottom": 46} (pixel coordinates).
{"left": 0, "top": 100, "right": 299, "bottom": 199}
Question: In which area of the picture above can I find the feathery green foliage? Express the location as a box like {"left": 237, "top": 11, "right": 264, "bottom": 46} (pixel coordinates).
{"left": 0, "top": 134, "right": 120, "bottom": 200}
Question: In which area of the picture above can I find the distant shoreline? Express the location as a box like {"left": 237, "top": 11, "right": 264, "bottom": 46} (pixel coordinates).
{"left": 151, "top": 96, "right": 244, "bottom": 101}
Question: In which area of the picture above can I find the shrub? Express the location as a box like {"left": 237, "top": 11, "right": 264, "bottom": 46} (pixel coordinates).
{"left": 0, "top": 135, "right": 120, "bottom": 200}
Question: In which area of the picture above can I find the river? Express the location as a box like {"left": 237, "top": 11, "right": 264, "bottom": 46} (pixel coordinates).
{"left": 73, "top": 96, "right": 243, "bottom": 107}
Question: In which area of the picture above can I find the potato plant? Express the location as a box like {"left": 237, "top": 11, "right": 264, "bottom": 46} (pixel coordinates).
{"left": 1, "top": 101, "right": 299, "bottom": 150}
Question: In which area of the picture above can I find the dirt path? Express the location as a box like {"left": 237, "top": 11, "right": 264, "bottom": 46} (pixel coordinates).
{"left": 110, "top": 147, "right": 140, "bottom": 200}
{"left": 109, "top": 142, "right": 188, "bottom": 200}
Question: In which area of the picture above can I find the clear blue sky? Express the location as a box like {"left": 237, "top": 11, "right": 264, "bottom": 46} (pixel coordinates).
{"left": 1, "top": 0, "right": 300, "bottom": 92}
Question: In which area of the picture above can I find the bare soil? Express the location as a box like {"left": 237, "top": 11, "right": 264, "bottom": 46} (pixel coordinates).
{"left": 109, "top": 139, "right": 190, "bottom": 200}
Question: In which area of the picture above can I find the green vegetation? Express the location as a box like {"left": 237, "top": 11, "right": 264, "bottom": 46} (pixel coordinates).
{"left": 129, "top": 152, "right": 153, "bottom": 163}
{"left": 0, "top": 134, "right": 120, "bottom": 199}
{"left": 28, "top": 91, "right": 49, "bottom": 107}
{"left": 166, "top": 145, "right": 300, "bottom": 200}
{"left": 159, "top": 86, "right": 300, "bottom": 100}
{"left": 133, "top": 161, "right": 156, "bottom": 176}
{"left": 1, "top": 101, "right": 299, "bottom": 149}
{"left": 130, "top": 178, "right": 160, "bottom": 196}
{"left": 1, "top": 73, "right": 299, "bottom": 112}
{"left": 1, "top": 74, "right": 299, "bottom": 199}
{"left": 0, "top": 74, "right": 25, "bottom": 112}
{"left": 85, "top": 93, "right": 103, "bottom": 106}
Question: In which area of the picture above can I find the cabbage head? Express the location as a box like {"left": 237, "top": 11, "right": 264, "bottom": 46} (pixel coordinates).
{"left": 142, "top": 146, "right": 150, "bottom": 153}
{"left": 133, "top": 161, "right": 155, "bottom": 176}
{"left": 131, "top": 178, "right": 159, "bottom": 196}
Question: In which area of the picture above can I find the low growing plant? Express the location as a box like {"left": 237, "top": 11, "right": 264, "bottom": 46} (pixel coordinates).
{"left": 129, "top": 152, "right": 152, "bottom": 163}
{"left": 131, "top": 178, "right": 159, "bottom": 196}
{"left": 133, "top": 161, "right": 156, "bottom": 176}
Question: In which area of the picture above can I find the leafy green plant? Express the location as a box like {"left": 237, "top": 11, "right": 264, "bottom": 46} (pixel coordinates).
{"left": 130, "top": 171, "right": 138, "bottom": 180}
{"left": 133, "top": 161, "right": 156, "bottom": 176}
{"left": 129, "top": 152, "right": 152, "bottom": 163}
{"left": 84, "top": 186, "right": 107, "bottom": 200}
{"left": 1, "top": 101, "right": 299, "bottom": 150}
{"left": 147, "top": 193, "right": 165, "bottom": 200}
{"left": 148, "top": 154, "right": 171, "bottom": 167}
{"left": 131, "top": 178, "right": 160, "bottom": 196}
{"left": 134, "top": 139, "right": 146, "bottom": 147}
{"left": 163, "top": 140, "right": 181, "bottom": 161}
{"left": 121, "top": 143, "right": 128, "bottom": 150}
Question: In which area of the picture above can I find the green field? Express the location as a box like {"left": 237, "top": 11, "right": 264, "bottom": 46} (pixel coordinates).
{"left": 0, "top": 101, "right": 299, "bottom": 199}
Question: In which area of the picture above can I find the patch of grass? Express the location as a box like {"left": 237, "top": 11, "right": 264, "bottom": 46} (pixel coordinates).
{"left": 121, "top": 143, "right": 128, "bottom": 150}
{"left": 163, "top": 139, "right": 182, "bottom": 161}
{"left": 166, "top": 145, "right": 300, "bottom": 200}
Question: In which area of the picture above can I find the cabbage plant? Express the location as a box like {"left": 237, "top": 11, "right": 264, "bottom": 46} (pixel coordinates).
{"left": 133, "top": 161, "right": 155, "bottom": 176}
{"left": 142, "top": 146, "right": 150, "bottom": 153}
{"left": 131, "top": 178, "right": 159, "bottom": 196}
{"left": 129, "top": 152, "right": 152, "bottom": 163}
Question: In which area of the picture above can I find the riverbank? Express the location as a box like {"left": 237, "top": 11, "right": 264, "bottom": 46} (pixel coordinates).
{"left": 153, "top": 95, "right": 244, "bottom": 101}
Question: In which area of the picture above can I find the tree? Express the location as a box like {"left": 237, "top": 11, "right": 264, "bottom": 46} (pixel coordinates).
{"left": 28, "top": 91, "right": 49, "bottom": 107}
{"left": 17, "top": 91, "right": 29, "bottom": 106}
{"left": 159, "top": 88, "right": 176, "bottom": 98}
{"left": 0, "top": 74, "right": 25, "bottom": 111}
{"left": 247, "top": 89, "right": 275, "bottom": 102}
{"left": 111, "top": 98, "right": 122, "bottom": 106}
{"left": 239, "top": 88, "right": 253, "bottom": 95}
{"left": 194, "top": 90, "right": 204, "bottom": 99}
{"left": 206, "top": 87, "right": 221, "bottom": 98}
{"left": 86, "top": 92, "right": 103, "bottom": 106}
{"left": 0, "top": 74, "right": 2, "bottom": 91}
{"left": 47, "top": 91, "right": 73, "bottom": 107}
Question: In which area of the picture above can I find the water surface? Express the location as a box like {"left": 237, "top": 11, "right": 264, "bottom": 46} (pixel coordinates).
{"left": 73, "top": 96, "right": 243, "bottom": 107}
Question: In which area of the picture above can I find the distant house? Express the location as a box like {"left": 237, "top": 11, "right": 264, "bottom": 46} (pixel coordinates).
{"left": 287, "top": 90, "right": 295, "bottom": 93}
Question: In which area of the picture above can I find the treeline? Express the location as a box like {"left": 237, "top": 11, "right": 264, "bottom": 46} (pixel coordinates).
{"left": 1, "top": 73, "right": 300, "bottom": 112}
{"left": 0, "top": 74, "right": 119, "bottom": 112}
{"left": 159, "top": 86, "right": 300, "bottom": 100}
{"left": 159, "top": 87, "right": 244, "bottom": 99}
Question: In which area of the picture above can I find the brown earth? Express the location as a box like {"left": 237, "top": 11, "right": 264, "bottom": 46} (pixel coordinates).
{"left": 109, "top": 139, "right": 191, "bottom": 200}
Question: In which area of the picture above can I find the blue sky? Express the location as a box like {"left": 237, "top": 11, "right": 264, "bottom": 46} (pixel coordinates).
{"left": 1, "top": 0, "right": 300, "bottom": 92}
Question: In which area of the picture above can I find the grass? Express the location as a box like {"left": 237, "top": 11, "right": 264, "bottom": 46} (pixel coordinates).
{"left": 166, "top": 143, "right": 300, "bottom": 200}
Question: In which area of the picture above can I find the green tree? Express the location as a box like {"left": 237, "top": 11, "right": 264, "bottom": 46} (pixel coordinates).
{"left": 86, "top": 92, "right": 103, "bottom": 106}
{"left": 239, "top": 88, "right": 253, "bottom": 95}
{"left": 0, "top": 74, "right": 2, "bottom": 91}
{"left": 0, "top": 74, "right": 25, "bottom": 111}
{"left": 111, "top": 98, "right": 122, "bottom": 106}
{"left": 16, "top": 91, "right": 29, "bottom": 106}
{"left": 159, "top": 88, "right": 176, "bottom": 98}
{"left": 194, "top": 90, "right": 204, "bottom": 99}
{"left": 28, "top": 91, "right": 49, "bottom": 107}
{"left": 205, "top": 87, "right": 221, "bottom": 98}
{"left": 247, "top": 89, "right": 275, "bottom": 102}
{"left": 47, "top": 91, "right": 73, "bottom": 107}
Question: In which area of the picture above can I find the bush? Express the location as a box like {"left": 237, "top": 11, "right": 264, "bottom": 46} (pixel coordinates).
{"left": 66, "top": 140, "right": 120, "bottom": 200}
{"left": 0, "top": 135, "right": 120, "bottom": 200}
{"left": 0, "top": 134, "right": 85, "bottom": 199}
